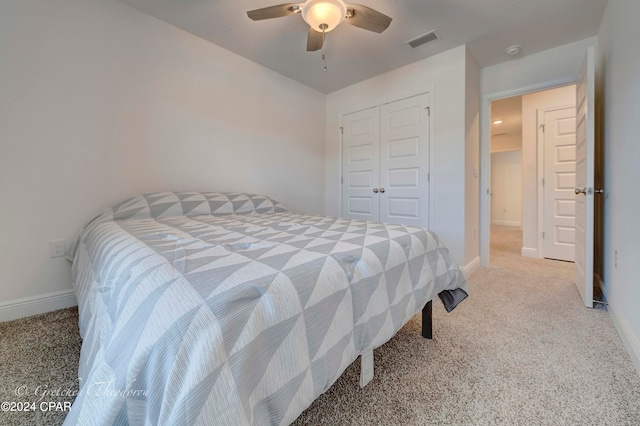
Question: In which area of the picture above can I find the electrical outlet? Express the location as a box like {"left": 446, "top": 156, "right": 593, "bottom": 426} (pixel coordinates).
{"left": 49, "top": 240, "right": 66, "bottom": 258}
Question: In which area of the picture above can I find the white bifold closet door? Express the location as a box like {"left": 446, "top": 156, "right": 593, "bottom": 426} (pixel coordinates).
{"left": 342, "top": 93, "right": 430, "bottom": 227}
{"left": 341, "top": 106, "right": 380, "bottom": 222}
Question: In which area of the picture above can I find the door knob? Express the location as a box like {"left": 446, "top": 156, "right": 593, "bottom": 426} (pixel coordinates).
{"left": 379, "top": 188, "right": 386, "bottom": 193}
{"left": 575, "top": 187, "right": 586, "bottom": 195}
{"left": 373, "top": 188, "right": 379, "bottom": 193}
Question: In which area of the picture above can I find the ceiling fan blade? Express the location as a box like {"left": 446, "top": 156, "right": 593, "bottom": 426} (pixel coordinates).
{"left": 307, "top": 27, "right": 324, "bottom": 51}
{"left": 247, "top": 3, "right": 301, "bottom": 21}
{"left": 345, "top": 4, "right": 392, "bottom": 33}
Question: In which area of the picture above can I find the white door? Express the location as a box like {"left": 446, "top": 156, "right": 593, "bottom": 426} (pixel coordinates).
{"left": 342, "top": 107, "right": 380, "bottom": 221}
{"left": 379, "top": 94, "right": 430, "bottom": 227}
{"left": 543, "top": 107, "right": 577, "bottom": 261}
{"left": 574, "top": 47, "right": 596, "bottom": 308}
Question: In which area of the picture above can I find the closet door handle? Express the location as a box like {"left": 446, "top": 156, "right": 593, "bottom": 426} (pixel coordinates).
{"left": 379, "top": 188, "right": 385, "bottom": 193}
{"left": 373, "top": 188, "right": 379, "bottom": 193}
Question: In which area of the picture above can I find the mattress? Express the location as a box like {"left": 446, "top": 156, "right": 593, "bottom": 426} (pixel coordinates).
{"left": 64, "top": 192, "right": 467, "bottom": 425}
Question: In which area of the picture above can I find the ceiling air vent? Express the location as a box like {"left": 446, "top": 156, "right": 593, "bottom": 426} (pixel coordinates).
{"left": 407, "top": 31, "right": 440, "bottom": 49}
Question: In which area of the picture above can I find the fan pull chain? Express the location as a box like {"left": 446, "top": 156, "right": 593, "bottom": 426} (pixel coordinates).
{"left": 322, "top": 29, "right": 328, "bottom": 72}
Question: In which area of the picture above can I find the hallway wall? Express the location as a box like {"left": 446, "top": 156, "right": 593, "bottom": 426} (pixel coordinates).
{"left": 491, "top": 150, "right": 522, "bottom": 227}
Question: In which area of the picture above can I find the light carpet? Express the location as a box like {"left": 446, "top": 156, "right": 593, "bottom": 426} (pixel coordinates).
{"left": 1, "top": 226, "right": 639, "bottom": 425}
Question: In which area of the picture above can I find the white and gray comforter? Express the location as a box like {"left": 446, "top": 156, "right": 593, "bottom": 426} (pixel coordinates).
{"left": 65, "top": 192, "right": 467, "bottom": 425}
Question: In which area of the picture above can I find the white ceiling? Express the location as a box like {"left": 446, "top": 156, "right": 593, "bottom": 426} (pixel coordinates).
{"left": 118, "top": 0, "right": 608, "bottom": 94}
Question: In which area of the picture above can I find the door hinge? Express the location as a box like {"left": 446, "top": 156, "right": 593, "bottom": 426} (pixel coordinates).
{"left": 427, "top": 172, "right": 430, "bottom": 183}
{"left": 540, "top": 124, "right": 545, "bottom": 132}
{"left": 339, "top": 126, "right": 344, "bottom": 134}
{"left": 341, "top": 177, "right": 343, "bottom": 184}
{"left": 542, "top": 231, "right": 545, "bottom": 239}
{"left": 425, "top": 106, "right": 430, "bottom": 117}
{"left": 542, "top": 178, "right": 545, "bottom": 186}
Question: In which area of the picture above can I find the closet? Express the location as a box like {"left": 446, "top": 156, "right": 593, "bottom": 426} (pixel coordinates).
{"left": 341, "top": 93, "right": 430, "bottom": 227}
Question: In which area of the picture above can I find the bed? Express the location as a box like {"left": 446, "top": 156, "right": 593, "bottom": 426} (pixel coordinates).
{"left": 64, "top": 192, "right": 467, "bottom": 425}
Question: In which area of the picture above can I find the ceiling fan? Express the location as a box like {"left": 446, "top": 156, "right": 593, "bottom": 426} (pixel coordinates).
{"left": 247, "top": 0, "right": 392, "bottom": 52}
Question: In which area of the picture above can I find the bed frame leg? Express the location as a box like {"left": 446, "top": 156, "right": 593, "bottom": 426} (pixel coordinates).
{"left": 422, "top": 300, "right": 433, "bottom": 339}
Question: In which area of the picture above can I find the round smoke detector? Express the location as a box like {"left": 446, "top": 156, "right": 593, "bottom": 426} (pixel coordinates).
{"left": 505, "top": 45, "right": 521, "bottom": 56}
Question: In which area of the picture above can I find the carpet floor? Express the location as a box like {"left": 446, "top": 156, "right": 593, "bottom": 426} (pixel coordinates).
{"left": 1, "top": 226, "right": 639, "bottom": 425}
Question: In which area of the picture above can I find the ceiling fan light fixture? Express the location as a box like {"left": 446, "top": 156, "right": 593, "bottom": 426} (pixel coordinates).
{"left": 301, "top": 0, "right": 347, "bottom": 33}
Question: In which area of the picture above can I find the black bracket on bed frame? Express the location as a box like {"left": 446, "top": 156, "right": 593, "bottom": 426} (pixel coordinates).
{"left": 421, "top": 300, "right": 433, "bottom": 339}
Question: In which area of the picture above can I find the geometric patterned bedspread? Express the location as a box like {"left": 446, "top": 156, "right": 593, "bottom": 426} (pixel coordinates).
{"left": 64, "top": 192, "right": 467, "bottom": 425}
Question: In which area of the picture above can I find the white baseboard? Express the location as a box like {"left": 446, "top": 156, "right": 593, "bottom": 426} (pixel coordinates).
{"left": 0, "top": 289, "right": 77, "bottom": 323}
{"left": 491, "top": 220, "right": 521, "bottom": 227}
{"left": 604, "top": 290, "right": 640, "bottom": 377}
{"left": 463, "top": 256, "right": 480, "bottom": 279}
{"left": 521, "top": 247, "right": 539, "bottom": 258}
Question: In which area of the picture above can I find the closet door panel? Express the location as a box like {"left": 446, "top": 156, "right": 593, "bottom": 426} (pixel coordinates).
{"left": 342, "top": 107, "right": 380, "bottom": 221}
{"left": 379, "top": 94, "right": 430, "bottom": 228}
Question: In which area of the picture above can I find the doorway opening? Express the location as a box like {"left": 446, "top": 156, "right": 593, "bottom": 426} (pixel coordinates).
{"left": 488, "top": 85, "right": 577, "bottom": 267}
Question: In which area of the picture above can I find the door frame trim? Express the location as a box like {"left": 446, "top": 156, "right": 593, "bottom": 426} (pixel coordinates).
{"left": 536, "top": 104, "right": 575, "bottom": 258}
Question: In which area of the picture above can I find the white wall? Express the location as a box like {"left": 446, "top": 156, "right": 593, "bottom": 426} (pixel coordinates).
{"left": 0, "top": 0, "right": 326, "bottom": 318}
{"left": 490, "top": 96, "right": 523, "bottom": 153}
{"left": 464, "top": 49, "right": 481, "bottom": 269}
{"left": 325, "top": 46, "right": 476, "bottom": 267}
{"left": 520, "top": 85, "right": 576, "bottom": 257}
{"left": 479, "top": 37, "right": 596, "bottom": 265}
{"left": 491, "top": 134, "right": 522, "bottom": 153}
{"left": 481, "top": 38, "right": 596, "bottom": 98}
{"left": 597, "top": 0, "right": 640, "bottom": 373}
{"left": 490, "top": 151, "right": 522, "bottom": 227}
